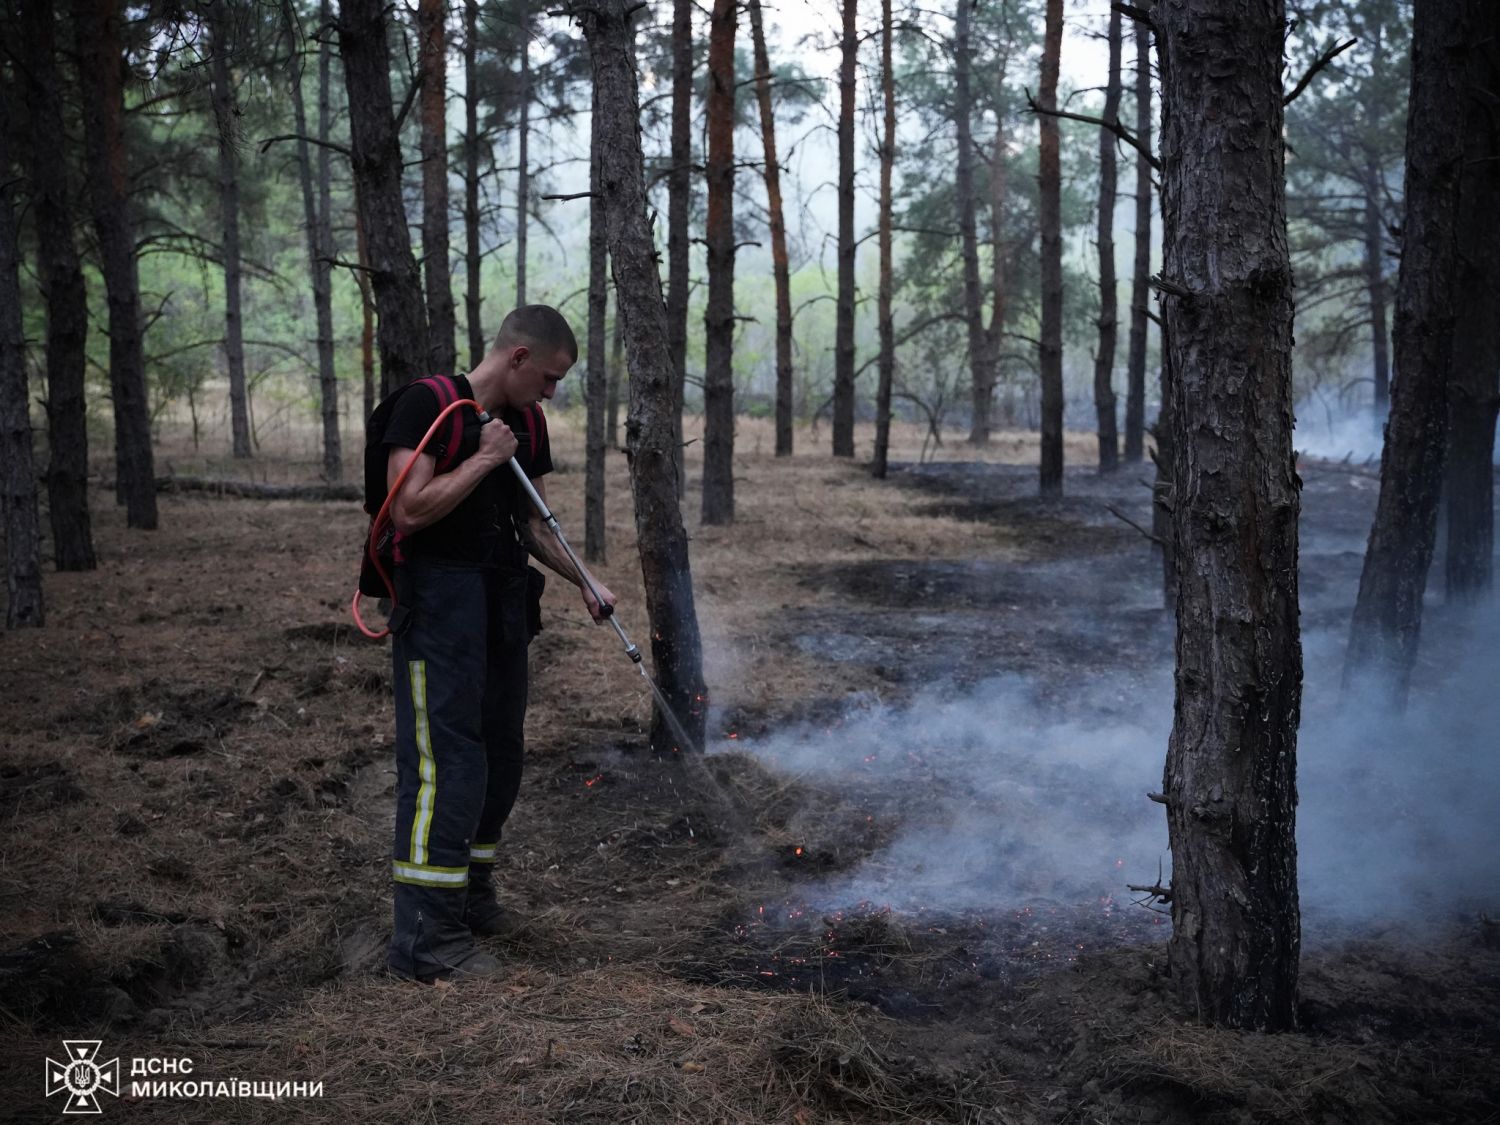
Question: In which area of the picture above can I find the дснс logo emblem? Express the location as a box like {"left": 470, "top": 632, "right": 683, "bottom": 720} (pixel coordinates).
{"left": 44, "top": 1040, "right": 120, "bottom": 1114}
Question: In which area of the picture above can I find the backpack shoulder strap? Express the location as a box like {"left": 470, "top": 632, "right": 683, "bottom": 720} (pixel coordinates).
{"left": 414, "top": 375, "right": 468, "bottom": 475}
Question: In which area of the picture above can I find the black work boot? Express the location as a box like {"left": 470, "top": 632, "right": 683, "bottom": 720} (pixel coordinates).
{"left": 388, "top": 882, "right": 505, "bottom": 982}
{"left": 464, "top": 864, "right": 528, "bottom": 940}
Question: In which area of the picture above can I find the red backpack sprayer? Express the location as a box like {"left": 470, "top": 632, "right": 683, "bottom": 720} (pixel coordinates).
{"left": 349, "top": 381, "right": 703, "bottom": 756}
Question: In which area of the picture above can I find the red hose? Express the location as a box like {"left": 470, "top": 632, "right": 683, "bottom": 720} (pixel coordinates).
{"left": 350, "top": 397, "right": 486, "bottom": 640}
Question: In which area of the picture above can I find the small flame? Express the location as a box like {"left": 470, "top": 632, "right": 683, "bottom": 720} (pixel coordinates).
{"left": 794, "top": 846, "right": 803, "bottom": 856}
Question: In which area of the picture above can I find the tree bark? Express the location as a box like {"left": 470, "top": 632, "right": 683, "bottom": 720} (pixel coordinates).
{"left": 1345, "top": 0, "right": 1474, "bottom": 705}
{"left": 516, "top": 6, "right": 531, "bottom": 306}
{"left": 464, "top": 0, "right": 486, "bottom": 367}
{"left": 832, "top": 0, "right": 858, "bottom": 458}
{"left": 209, "top": 12, "right": 252, "bottom": 458}
{"left": 607, "top": 297, "right": 623, "bottom": 448}
{"left": 955, "top": 0, "right": 992, "bottom": 446}
{"left": 577, "top": 0, "right": 707, "bottom": 755}
{"left": 667, "top": 0, "right": 692, "bottom": 493}
{"left": 1092, "top": 4, "right": 1122, "bottom": 472}
{"left": 1037, "top": 0, "right": 1065, "bottom": 496}
{"left": 701, "top": 0, "right": 736, "bottom": 526}
{"left": 318, "top": 0, "right": 341, "bottom": 447}
{"left": 1363, "top": 163, "right": 1392, "bottom": 420}
{"left": 1157, "top": 0, "right": 1301, "bottom": 1031}
{"left": 871, "top": 0, "right": 896, "bottom": 479}
{"left": 1442, "top": 10, "right": 1500, "bottom": 603}
{"left": 419, "top": 0, "right": 458, "bottom": 376}
{"left": 1124, "top": 19, "right": 1151, "bottom": 464}
{"left": 0, "top": 109, "right": 45, "bottom": 626}
{"left": 585, "top": 85, "right": 608, "bottom": 564}
{"left": 986, "top": 117, "right": 1010, "bottom": 429}
{"left": 282, "top": 0, "right": 342, "bottom": 482}
{"left": 340, "top": 0, "right": 429, "bottom": 395}
{"left": 748, "top": 0, "right": 794, "bottom": 459}
{"left": 20, "top": 0, "right": 94, "bottom": 569}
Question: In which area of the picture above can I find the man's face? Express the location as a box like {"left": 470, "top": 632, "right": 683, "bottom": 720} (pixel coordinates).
{"left": 510, "top": 346, "right": 573, "bottom": 404}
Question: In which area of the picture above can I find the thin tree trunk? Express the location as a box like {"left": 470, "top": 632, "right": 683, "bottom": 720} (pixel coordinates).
{"left": 283, "top": 0, "right": 342, "bottom": 482}
{"left": 1442, "top": 12, "right": 1499, "bottom": 603}
{"left": 355, "top": 180, "right": 377, "bottom": 420}
{"left": 1158, "top": 0, "right": 1301, "bottom": 1031}
{"left": 748, "top": 0, "right": 794, "bottom": 459}
{"left": 955, "top": 0, "right": 991, "bottom": 446}
{"left": 318, "top": 0, "right": 342, "bottom": 450}
{"left": 0, "top": 114, "right": 45, "bottom": 626}
{"left": 419, "top": 0, "right": 457, "bottom": 376}
{"left": 1151, "top": 324, "right": 1177, "bottom": 605}
{"left": 667, "top": 0, "right": 692, "bottom": 492}
{"left": 1345, "top": 0, "right": 1475, "bottom": 706}
{"left": 832, "top": 0, "right": 858, "bottom": 457}
{"left": 73, "top": 0, "right": 157, "bottom": 529}
{"left": 340, "top": 0, "right": 429, "bottom": 395}
{"left": 1363, "top": 166, "right": 1392, "bottom": 421}
{"left": 209, "top": 14, "right": 252, "bottom": 458}
{"left": 577, "top": 0, "right": 707, "bottom": 755}
{"left": 1124, "top": 18, "right": 1151, "bottom": 464}
{"left": 464, "top": 0, "right": 486, "bottom": 367}
{"left": 516, "top": 7, "right": 531, "bottom": 306}
{"left": 1037, "top": 0, "right": 1064, "bottom": 496}
{"left": 21, "top": 0, "right": 94, "bottom": 569}
{"left": 1093, "top": 4, "right": 1122, "bottom": 472}
{"left": 585, "top": 85, "right": 608, "bottom": 564}
{"left": 701, "top": 0, "right": 736, "bottom": 525}
{"left": 607, "top": 298, "right": 623, "bottom": 447}
{"left": 985, "top": 119, "right": 1009, "bottom": 429}
{"left": 872, "top": 0, "right": 896, "bottom": 479}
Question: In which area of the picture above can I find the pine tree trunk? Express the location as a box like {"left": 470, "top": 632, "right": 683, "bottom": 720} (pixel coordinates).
{"left": 1442, "top": 13, "right": 1499, "bottom": 603}
{"left": 607, "top": 300, "right": 623, "bottom": 448}
{"left": 340, "top": 0, "right": 429, "bottom": 395}
{"left": 986, "top": 115, "right": 1009, "bottom": 428}
{"left": 0, "top": 115, "right": 45, "bottom": 626}
{"left": 871, "top": 0, "right": 896, "bottom": 479}
{"left": 832, "top": 0, "right": 858, "bottom": 458}
{"left": 1345, "top": 0, "right": 1475, "bottom": 706}
{"left": 701, "top": 0, "right": 736, "bottom": 526}
{"left": 21, "top": 0, "right": 94, "bottom": 570}
{"left": 667, "top": 0, "right": 692, "bottom": 493}
{"left": 1363, "top": 166, "right": 1392, "bottom": 420}
{"left": 578, "top": 0, "right": 707, "bottom": 755}
{"left": 464, "top": 0, "right": 486, "bottom": 368}
{"left": 209, "top": 16, "right": 252, "bottom": 458}
{"left": 1157, "top": 0, "right": 1301, "bottom": 1031}
{"left": 1093, "top": 4, "right": 1122, "bottom": 472}
{"left": 516, "top": 12, "right": 531, "bottom": 306}
{"left": 419, "top": 0, "right": 458, "bottom": 376}
{"left": 318, "top": 0, "right": 342, "bottom": 452}
{"left": 355, "top": 187, "right": 376, "bottom": 420}
{"left": 585, "top": 88, "right": 609, "bottom": 564}
{"left": 748, "top": 0, "right": 794, "bottom": 458}
{"left": 955, "top": 0, "right": 992, "bottom": 447}
{"left": 283, "top": 0, "right": 342, "bottom": 482}
{"left": 1151, "top": 324, "right": 1177, "bottom": 606}
{"left": 73, "top": 0, "right": 157, "bottom": 529}
{"left": 1037, "top": 0, "right": 1065, "bottom": 496}
{"left": 1124, "top": 19, "right": 1152, "bottom": 464}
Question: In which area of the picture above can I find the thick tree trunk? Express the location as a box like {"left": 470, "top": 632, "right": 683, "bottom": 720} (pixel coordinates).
{"left": 1037, "top": 0, "right": 1064, "bottom": 496}
{"left": 340, "top": 0, "right": 429, "bottom": 395}
{"left": 209, "top": 15, "right": 252, "bottom": 458}
{"left": 832, "top": 0, "right": 858, "bottom": 458}
{"left": 955, "top": 0, "right": 992, "bottom": 446}
{"left": 1124, "top": 19, "right": 1152, "bottom": 465}
{"left": 0, "top": 117, "right": 45, "bottom": 626}
{"left": 73, "top": 0, "right": 157, "bottom": 529}
{"left": 748, "top": 0, "right": 794, "bottom": 459}
{"left": 667, "top": 0, "right": 692, "bottom": 493}
{"left": 585, "top": 89, "right": 608, "bottom": 564}
{"left": 1157, "top": 0, "right": 1301, "bottom": 1031}
{"left": 578, "top": 0, "right": 707, "bottom": 755}
{"left": 516, "top": 11, "right": 531, "bottom": 307}
{"left": 607, "top": 299, "right": 623, "bottom": 448}
{"left": 1443, "top": 14, "right": 1500, "bottom": 603}
{"left": 283, "top": 0, "right": 342, "bottom": 482}
{"left": 1363, "top": 166, "right": 1392, "bottom": 420}
{"left": 871, "top": 0, "right": 896, "bottom": 479}
{"left": 1093, "top": 5, "right": 1122, "bottom": 472}
{"left": 1345, "top": 0, "right": 1474, "bottom": 705}
{"left": 464, "top": 0, "right": 486, "bottom": 367}
{"left": 419, "top": 0, "right": 458, "bottom": 376}
{"left": 21, "top": 0, "right": 94, "bottom": 569}
{"left": 701, "top": 0, "right": 736, "bottom": 526}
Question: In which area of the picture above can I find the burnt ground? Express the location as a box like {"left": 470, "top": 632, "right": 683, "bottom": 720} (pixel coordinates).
{"left": 1, "top": 430, "right": 1497, "bottom": 1124}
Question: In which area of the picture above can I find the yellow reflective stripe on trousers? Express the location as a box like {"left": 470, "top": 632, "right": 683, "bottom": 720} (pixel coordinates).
{"left": 392, "top": 860, "right": 468, "bottom": 887}
{"left": 409, "top": 660, "right": 435, "bottom": 866}
{"left": 469, "top": 843, "right": 498, "bottom": 864}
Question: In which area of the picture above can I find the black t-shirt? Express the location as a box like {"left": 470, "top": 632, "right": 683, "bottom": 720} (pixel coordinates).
{"left": 382, "top": 374, "right": 553, "bottom": 567}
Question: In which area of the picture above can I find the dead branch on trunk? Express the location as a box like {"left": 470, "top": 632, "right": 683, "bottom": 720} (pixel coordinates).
{"left": 1024, "top": 89, "right": 1160, "bottom": 171}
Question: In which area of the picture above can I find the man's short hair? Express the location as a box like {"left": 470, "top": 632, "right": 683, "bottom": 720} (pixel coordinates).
{"left": 492, "top": 305, "right": 578, "bottom": 363}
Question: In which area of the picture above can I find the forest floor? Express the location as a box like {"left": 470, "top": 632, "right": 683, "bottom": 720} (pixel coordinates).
{"left": 1, "top": 416, "right": 1497, "bottom": 1123}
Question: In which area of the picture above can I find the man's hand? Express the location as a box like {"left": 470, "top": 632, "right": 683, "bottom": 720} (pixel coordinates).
{"left": 581, "top": 577, "right": 617, "bottom": 623}
{"left": 476, "top": 417, "right": 519, "bottom": 467}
